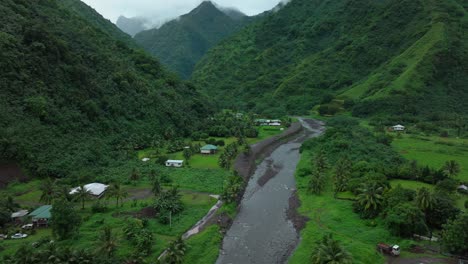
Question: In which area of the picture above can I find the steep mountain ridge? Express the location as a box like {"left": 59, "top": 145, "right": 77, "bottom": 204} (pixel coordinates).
{"left": 0, "top": 0, "right": 210, "bottom": 178}
{"left": 134, "top": 1, "right": 252, "bottom": 79}
{"left": 192, "top": 0, "right": 467, "bottom": 117}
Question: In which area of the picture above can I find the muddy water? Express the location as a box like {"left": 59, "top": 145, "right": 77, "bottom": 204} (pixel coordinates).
{"left": 217, "top": 119, "right": 324, "bottom": 264}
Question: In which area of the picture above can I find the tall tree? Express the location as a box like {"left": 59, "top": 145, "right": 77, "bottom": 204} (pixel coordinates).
{"left": 97, "top": 226, "right": 118, "bottom": 258}
{"left": 39, "top": 178, "right": 57, "bottom": 204}
{"left": 51, "top": 199, "right": 81, "bottom": 240}
{"left": 73, "top": 185, "right": 92, "bottom": 210}
{"left": 107, "top": 183, "right": 128, "bottom": 208}
{"left": 309, "top": 170, "right": 326, "bottom": 195}
{"left": 152, "top": 178, "right": 162, "bottom": 197}
{"left": 355, "top": 183, "right": 384, "bottom": 218}
{"left": 415, "top": 187, "right": 435, "bottom": 212}
{"left": 442, "top": 160, "right": 460, "bottom": 177}
{"left": 311, "top": 234, "right": 353, "bottom": 264}
{"left": 333, "top": 157, "right": 351, "bottom": 196}
{"left": 313, "top": 150, "right": 329, "bottom": 173}
{"left": 163, "top": 238, "right": 186, "bottom": 264}
{"left": 442, "top": 213, "right": 468, "bottom": 255}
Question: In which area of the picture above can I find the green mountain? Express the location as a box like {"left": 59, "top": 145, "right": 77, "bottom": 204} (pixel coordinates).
{"left": 59, "top": 0, "right": 138, "bottom": 48}
{"left": 134, "top": 1, "right": 252, "bottom": 79}
{"left": 192, "top": 0, "right": 467, "bottom": 117}
{"left": 0, "top": 0, "right": 210, "bottom": 178}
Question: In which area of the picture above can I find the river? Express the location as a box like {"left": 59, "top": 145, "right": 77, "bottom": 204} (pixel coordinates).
{"left": 216, "top": 119, "right": 325, "bottom": 264}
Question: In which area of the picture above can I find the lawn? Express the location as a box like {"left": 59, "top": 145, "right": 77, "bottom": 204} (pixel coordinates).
{"left": 290, "top": 152, "right": 410, "bottom": 264}
{"left": 389, "top": 179, "right": 435, "bottom": 191}
{"left": 392, "top": 134, "right": 468, "bottom": 182}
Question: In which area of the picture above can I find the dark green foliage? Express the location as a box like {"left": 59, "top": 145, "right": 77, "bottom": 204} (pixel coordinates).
{"left": 385, "top": 202, "right": 428, "bottom": 237}
{"left": 3, "top": 244, "right": 98, "bottom": 264}
{"left": 442, "top": 213, "right": 468, "bottom": 255}
{"left": 310, "top": 234, "right": 353, "bottom": 264}
{"left": 426, "top": 195, "right": 460, "bottom": 229}
{"left": 134, "top": 1, "right": 252, "bottom": 79}
{"left": 51, "top": 199, "right": 81, "bottom": 240}
{"left": 0, "top": 0, "right": 210, "bottom": 179}
{"left": 154, "top": 186, "right": 184, "bottom": 224}
{"left": 193, "top": 0, "right": 467, "bottom": 117}
{"left": 222, "top": 173, "right": 244, "bottom": 203}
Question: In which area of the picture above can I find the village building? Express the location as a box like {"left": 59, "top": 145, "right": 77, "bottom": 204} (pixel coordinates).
{"left": 11, "top": 210, "right": 29, "bottom": 224}
{"left": 165, "top": 160, "right": 184, "bottom": 167}
{"left": 200, "top": 144, "right": 218, "bottom": 154}
{"left": 457, "top": 184, "right": 468, "bottom": 192}
{"left": 392, "top": 124, "right": 405, "bottom": 131}
{"left": 29, "top": 205, "right": 52, "bottom": 228}
{"left": 70, "top": 183, "right": 109, "bottom": 198}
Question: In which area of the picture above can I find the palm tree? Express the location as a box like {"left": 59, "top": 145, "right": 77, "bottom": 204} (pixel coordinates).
{"left": 309, "top": 170, "right": 326, "bottom": 195}
{"left": 97, "top": 226, "right": 117, "bottom": 258}
{"left": 163, "top": 238, "right": 186, "bottom": 264}
{"left": 443, "top": 160, "right": 460, "bottom": 177}
{"left": 152, "top": 178, "right": 162, "bottom": 197}
{"left": 39, "top": 178, "right": 57, "bottom": 204}
{"left": 314, "top": 150, "right": 329, "bottom": 173}
{"left": 311, "top": 234, "right": 353, "bottom": 264}
{"left": 129, "top": 168, "right": 140, "bottom": 184}
{"left": 74, "top": 185, "right": 92, "bottom": 209}
{"left": 356, "top": 183, "right": 384, "bottom": 213}
{"left": 107, "top": 183, "right": 128, "bottom": 207}
{"left": 415, "top": 187, "right": 435, "bottom": 212}
{"left": 333, "top": 157, "right": 351, "bottom": 196}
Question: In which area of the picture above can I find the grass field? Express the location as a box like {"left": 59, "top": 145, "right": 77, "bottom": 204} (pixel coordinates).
{"left": 290, "top": 152, "right": 398, "bottom": 264}
{"left": 389, "top": 179, "right": 435, "bottom": 191}
{"left": 392, "top": 134, "right": 468, "bottom": 182}
{"left": 184, "top": 225, "right": 222, "bottom": 264}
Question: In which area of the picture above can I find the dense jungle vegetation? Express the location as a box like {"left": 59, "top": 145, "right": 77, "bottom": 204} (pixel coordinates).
{"left": 0, "top": 0, "right": 211, "bottom": 179}
{"left": 192, "top": 0, "right": 467, "bottom": 119}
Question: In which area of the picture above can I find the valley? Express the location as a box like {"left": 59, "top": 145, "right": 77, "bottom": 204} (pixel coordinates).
{"left": 0, "top": 0, "right": 467, "bottom": 263}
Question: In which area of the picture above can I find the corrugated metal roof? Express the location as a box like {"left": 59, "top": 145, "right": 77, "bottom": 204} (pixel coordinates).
{"left": 29, "top": 205, "right": 52, "bottom": 219}
{"left": 201, "top": 144, "right": 218, "bottom": 150}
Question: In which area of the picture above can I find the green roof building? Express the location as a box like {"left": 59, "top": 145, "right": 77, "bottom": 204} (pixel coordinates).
{"left": 29, "top": 205, "right": 52, "bottom": 227}
{"left": 200, "top": 144, "right": 218, "bottom": 154}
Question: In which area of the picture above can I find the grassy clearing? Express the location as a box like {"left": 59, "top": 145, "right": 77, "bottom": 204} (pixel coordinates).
{"left": 290, "top": 152, "right": 410, "bottom": 264}
{"left": 392, "top": 134, "right": 468, "bottom": 182}
{"left": 389, "top": 179, "right": 435, "bottom": 191}
{"left": 184, "top": 225, "right": 222, "bottom": 264}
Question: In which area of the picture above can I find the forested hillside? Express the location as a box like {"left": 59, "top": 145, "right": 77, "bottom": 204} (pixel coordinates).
{"left": 59, "top": 0, "right": 138, "bottom": 48}
{"left": 134, "top": 1, "right": 253, "bottom": 79}
{"left": 192, "top": 0, "right": 467, "bottom": 117}
{"left": 0, "top": 0, "right": 210, "bottom": 179}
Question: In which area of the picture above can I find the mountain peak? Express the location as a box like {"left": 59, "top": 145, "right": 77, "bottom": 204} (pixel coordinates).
{"left": 189, "top": 1, "right": 221, "bottom": 15}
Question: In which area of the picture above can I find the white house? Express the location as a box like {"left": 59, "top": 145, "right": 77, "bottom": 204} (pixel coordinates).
{"left": 70, "top": 183, "right": 109, "bottom": 198}
{"left": 458, "top": 184, "right": 468, "bottom": 191}
{"left": 269, "top": 122, "right": 282, "bottom": 126}
{"left": 165, "top": 160, "right": 184, "bottom": 167}
{"left": 392, "top": 124, "right": 405, "bottom": 131}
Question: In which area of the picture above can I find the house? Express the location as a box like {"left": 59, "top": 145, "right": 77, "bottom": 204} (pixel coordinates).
{"left": 458, "top": 184, "right": 468, "bottom": 191}
{"left": 29, "top": 205, "right": 52, "bottom": 228}
{"left": 392, "top": 124, "right": 405, "bottom": 131}
{"left": 200, "top": 144, "right": 218, "bottom": 154}
{"left": 70, "top": 183, "right": 109, "bottom": 198}
{"left": 11, "top": 210, "right": 29, "bottom": 224}
{"left": 165, "top": 160, "right": 184, "bottom": 167}
{"left": 254, "top": 119, "right": 269, "bottom": 126}
{"left": 268, "top": 122, "right": 282, "bottom": 126}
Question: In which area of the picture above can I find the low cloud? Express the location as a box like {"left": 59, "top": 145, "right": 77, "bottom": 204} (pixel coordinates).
{"left": 82, "top": 0, "right": 284, "bottom": 24}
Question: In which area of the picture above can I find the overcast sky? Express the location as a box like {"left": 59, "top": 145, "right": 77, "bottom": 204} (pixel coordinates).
{"left": 81, "top": 0, "right": 282, "bottom": 24}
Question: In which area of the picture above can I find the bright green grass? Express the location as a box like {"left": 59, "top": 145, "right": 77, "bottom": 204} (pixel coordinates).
{"left": 392, "top": 134, "right": 468, "bottom": 182}
{"left": 290, "top": 152, "right": 405, "bottom": 264}
{"left": 164, "top": 168, "right": 230, "bottom": 194}
{"left": 390, "top": 179, "right": 435, "bottom": 191}
{"left": 184, "top": 225, "right": 222, "bottom": 264}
